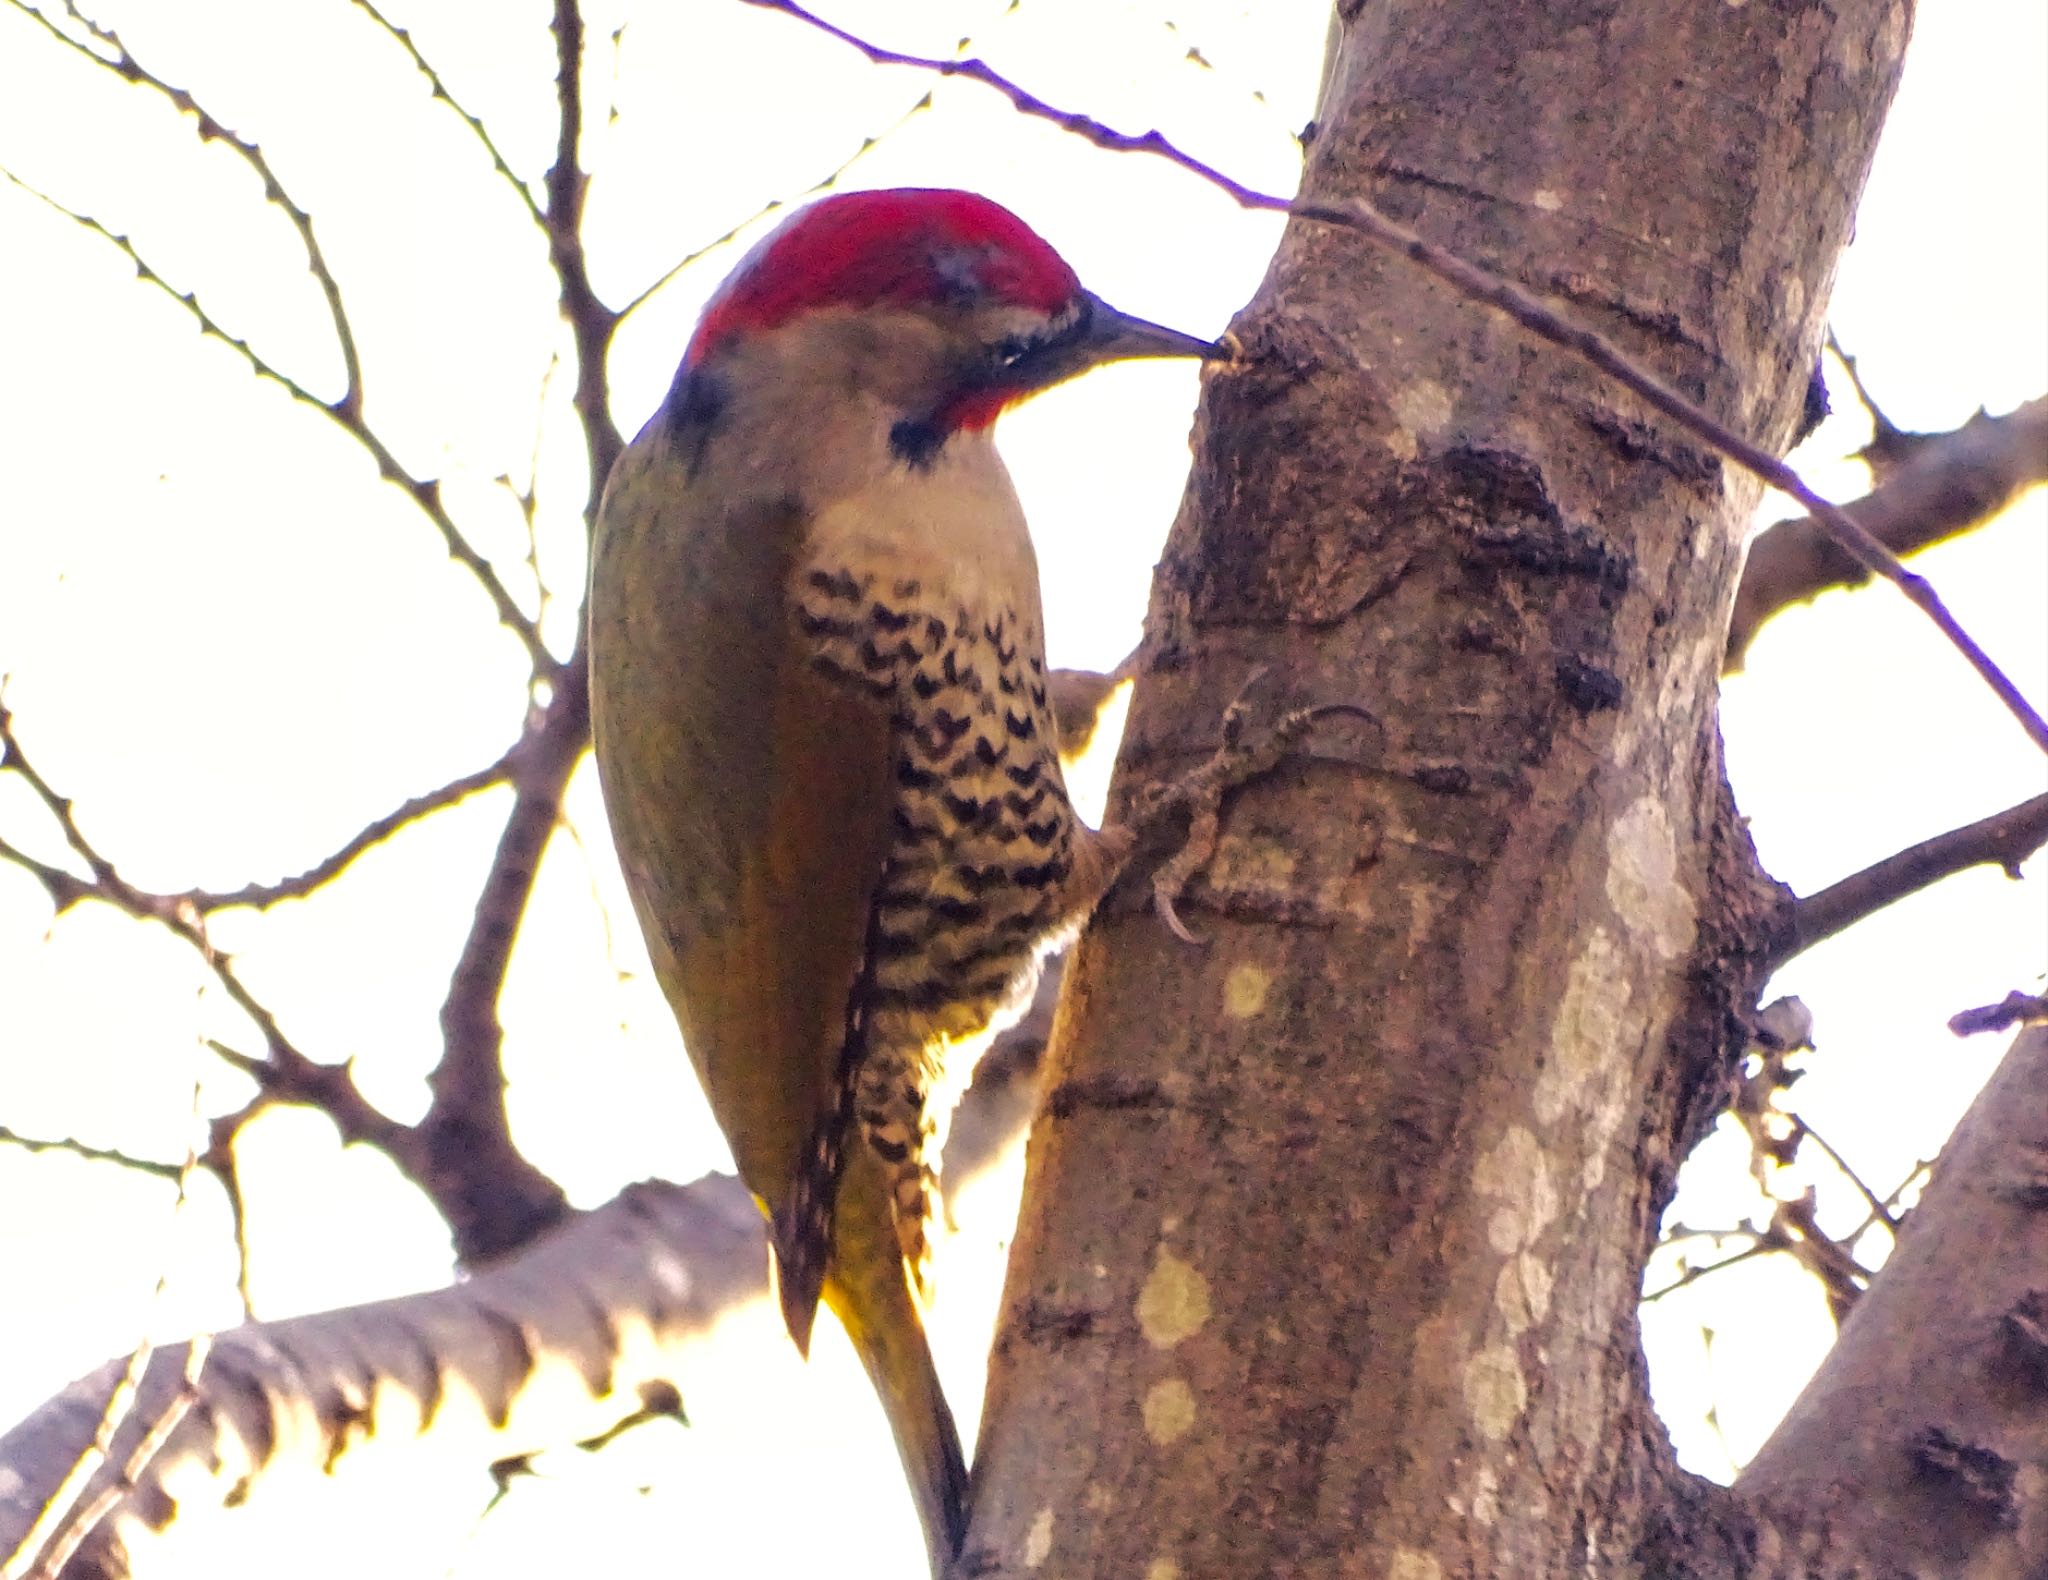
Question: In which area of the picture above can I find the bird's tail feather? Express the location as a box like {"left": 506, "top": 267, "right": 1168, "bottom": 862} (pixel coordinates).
{"left": 826, "top": 1261, "right": 969, "bottom": 1578}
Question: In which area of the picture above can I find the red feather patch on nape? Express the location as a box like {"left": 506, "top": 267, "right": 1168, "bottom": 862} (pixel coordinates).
{"left": 689, "top": 189, "right": 1079, "bottom": 362}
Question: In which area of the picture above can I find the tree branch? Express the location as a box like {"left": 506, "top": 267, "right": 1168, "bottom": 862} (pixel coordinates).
{"left": 0, "top": 1128, "right": 183, "bottom": 1184}
{"left": 0, "top": 162, "right": 552, "bottom": 673}
{"left": 1737, "top": 1026, "right": 2048, "bottom": 1572}
{"left": 409, "top": 0, "right": 624, "bottom": 1266}
{"left": 0, "top": 704, "right": 553, "bottom": 1242}
{"left": 26, "top": 0, "right": 365, "bottom": 416}
{"left": 0, "top": 1182, "right": 760, "bottom": 1580}
{"left": 349, "top": 0, "right": 546, "bottom": 229}
{"left": 0, "top": 978, "right": 1053, "bottom": 1578}
{"left": 184, "top": 752, "right": 516, "bottom": 912}
{"left": 1780, "top": 791, "right": 2048, "bottom": 966}
{"left": 1950, "top": 991, "right": 2048, "bottom": 1040}
{"left": 1728, "top": 395, "right": 2048, "bottom": 668}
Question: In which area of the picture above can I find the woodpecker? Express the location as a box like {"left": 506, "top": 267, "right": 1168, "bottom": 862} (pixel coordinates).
{"left": 587, "top": 188, "right": 1215, "bottom": 1573}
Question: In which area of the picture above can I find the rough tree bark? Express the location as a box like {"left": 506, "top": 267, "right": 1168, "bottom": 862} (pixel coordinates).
{"left": 962, "top": 1, "right": 1976, "bottom": 1576}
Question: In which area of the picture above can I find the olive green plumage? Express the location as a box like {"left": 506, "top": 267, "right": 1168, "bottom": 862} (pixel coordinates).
{"left": 586, "top": 188, "right": 1215, "bottom": 1576}
{"left": 590, "top": 449, "right": 977, "bottom": 1569}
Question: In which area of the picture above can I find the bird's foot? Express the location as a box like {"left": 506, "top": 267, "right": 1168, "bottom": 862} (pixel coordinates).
{"left": 1120, "top": 677, "right": 1372, "bottom": 944}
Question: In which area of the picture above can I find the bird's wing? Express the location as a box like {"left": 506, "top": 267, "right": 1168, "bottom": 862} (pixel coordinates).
{"left": 589, "top": 459, "right": 896, "bottom": 1223}
{"left": 590, "top": 432, "right": 969, "bottom": 1575}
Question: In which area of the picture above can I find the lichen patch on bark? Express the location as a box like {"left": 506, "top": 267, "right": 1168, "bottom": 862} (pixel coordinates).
{"left": 1389, "top": 1550, "right": 1445, "bottom": 1580}
{"left": 1223, "top": 963, "right": 1271, "bottom": 1019}
{"left": 1606, "top": 798, "right": 1696, "bottom": 965}
{"left": 1142, "top": 1377, "right": 1197, "bottom": 1445}
{"left": 1391, "top": 378, "right": 1454, "bottom": 440}
{"left": 1463, "top": 1345, "right": 1530, "bottom": 1442}
{"left": 1495, "top": 1251, "right": 1556, "bottom": 1336}
{"left": 1022, "top": 1506, "right": 1054, "bottom": 1567}
{"left": 1475, "top": 1124, "right": 1560, "bottom": 1254}
{"left": 1136, "top": 1249, "right": 1211, "bottom": 1349}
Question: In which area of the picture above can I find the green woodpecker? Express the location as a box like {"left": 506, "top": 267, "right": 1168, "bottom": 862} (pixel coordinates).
{"left": 588, "top": 188, "right": 1215, "bottom": 1572}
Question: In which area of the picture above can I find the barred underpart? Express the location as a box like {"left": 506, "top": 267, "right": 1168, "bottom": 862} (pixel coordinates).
{"left": 795, "top": 560, "right": 1084, "bottom": 1284}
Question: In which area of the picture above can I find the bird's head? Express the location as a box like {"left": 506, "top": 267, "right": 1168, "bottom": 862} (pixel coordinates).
{"left": 683, "top": 189, "right": 1217, "bottom": 463}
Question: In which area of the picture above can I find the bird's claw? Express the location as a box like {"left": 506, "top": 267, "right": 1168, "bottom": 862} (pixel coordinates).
{"left": 1131, "top": 685, "right": 1372, "bottom": 948}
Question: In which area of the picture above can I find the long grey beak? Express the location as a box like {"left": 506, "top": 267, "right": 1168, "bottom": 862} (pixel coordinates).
{"left": 999, "top": 293, "right": 1220, "bottom": 396}
{"left": 1073, "top": 293, "right": 1222, "bottom": 365}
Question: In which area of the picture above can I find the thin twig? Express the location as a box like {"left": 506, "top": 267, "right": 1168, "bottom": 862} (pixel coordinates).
{"left": 0, "top": 706, "right": 412, "bottom": 1154}
{"left": 200, "top": 1104, "right": 262, "bottom": 1318}
{"left": 1825, "top": 329, "right": 1926, "bottom": 479}
{"left": 749, "top": 0, "right": 2048, "bottom": 758}
{"left": 1643, "top": 1232, "right": 1776, "bottom": 1303}
{"left": 1880, "top": 1161, "right": 1933, "bottom": 1217}
{"left": 35, "top": 0, "right": 364, "bottom": 418}
{"left": 1782, "top": 791, "right": 2048, "bottom": 966}
{"left": 0, "top": 160, "right": 553, "bottom": 672}
{"left": 187, "top": 750, "right": 516, "bottom": 911}
{"left": 504, "top": 350, "right": 564, "bottom": 634}
{"left": 0, "top": 832, "right": 91, "bottom": 912}
{"left": 0, "top": 1127, "right": 183, "bottom": 1182}
{"left": 350, "top": 0, "right": 545, "bottom": 227}
{"left": 1789, "top": 1116, "right": 1896, "bottom": 1231}
{"left": 1772, "top": 1191, "right": 1869, "bottom": 1320}
{"left": 0, "top": 159, "right": 325, "bottom": 399}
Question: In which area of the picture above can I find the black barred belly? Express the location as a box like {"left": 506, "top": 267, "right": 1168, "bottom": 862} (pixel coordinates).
{"left": 792, "top": 564, "right": 1077, "bottom": 1050}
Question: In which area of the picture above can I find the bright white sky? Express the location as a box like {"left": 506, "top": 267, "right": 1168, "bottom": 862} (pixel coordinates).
{"left": 0, "top": 1, "right": 2042, "bottom": 1574}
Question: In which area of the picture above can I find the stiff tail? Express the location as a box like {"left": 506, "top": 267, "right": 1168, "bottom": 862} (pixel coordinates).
{"left": 825, "top": 1258, "right": 969, "bottom": 1578}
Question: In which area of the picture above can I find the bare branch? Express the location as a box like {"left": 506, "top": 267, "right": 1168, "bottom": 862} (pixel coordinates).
{"left": 199, "top": 1108, "right": 259, "bottom": 1320}
{"left": 187, "top": 750, "right": 516, "bottom": 911}
{"left": 0, "top": 166, "right": 554, "bottom": 674}
{"left": 1791, "top": 1115, "right": 1897, "bottom": 1232}
{"left": 0, "top": 705, "right": 551, "bottom": 1239}
{"left": 1781, "top": 791, "right": 2048, "bottom": 966}
{"left": 1643, "top": 1228, "right": 1776, "bottom": 1303}
{"left": 1738, "top": 1027, "right": 2048, "bottom": 1569}
{"left": 0, "top": 1127, "right": 183, "bottom": 1184}
{"left": 0, "top": 160, "right": 327, "bottom": 402}
{"left": 399, "top": 0, "right": 618, "bottom": 1267}
{"left": 0, "top": 1183, "right": 761, "bottom": 1577}
{"left": 748, "top": 0, "right": 2048, "bottom": 758}
{"left": 1950, "top": 991, "right": 2048, "bottom": 1039}
{"left": 1, "top": 1081, "right": 206, "bottom": 1580}
{"left": 349, "top": 0, "right": 545, "bottom": 228}
{"left": 0, "top": 832, "right": 92, "bottom": 913}
{"left": 17, "top": 1337, "right": 209, "bottom": 1580}
{"left": 0, "top": 1022, "right": 1049, "bottom": 1577}
{"left": 1826, "top": 329, "right": 1935, "bottom": 482}
{"left": 26, "top": 0, "right": 364, "bottom": 416}
{"left": 0, "top": 701, "right": 171, "bottom": 917}
{"left": 1728, "top": 395, "right": 2048, "bottom": 667}
{"left": 420, "top": 693, "right": 583, "bottom": 1261}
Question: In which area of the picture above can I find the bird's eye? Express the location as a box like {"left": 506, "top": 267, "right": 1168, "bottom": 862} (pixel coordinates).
{"left": 994, "top": 334, "right": 1035, "bottom": 371}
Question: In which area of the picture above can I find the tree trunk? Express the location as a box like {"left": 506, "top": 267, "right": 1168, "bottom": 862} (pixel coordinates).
{"left": 966, "top": 1, "right": 1907, "bottom": 1574}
